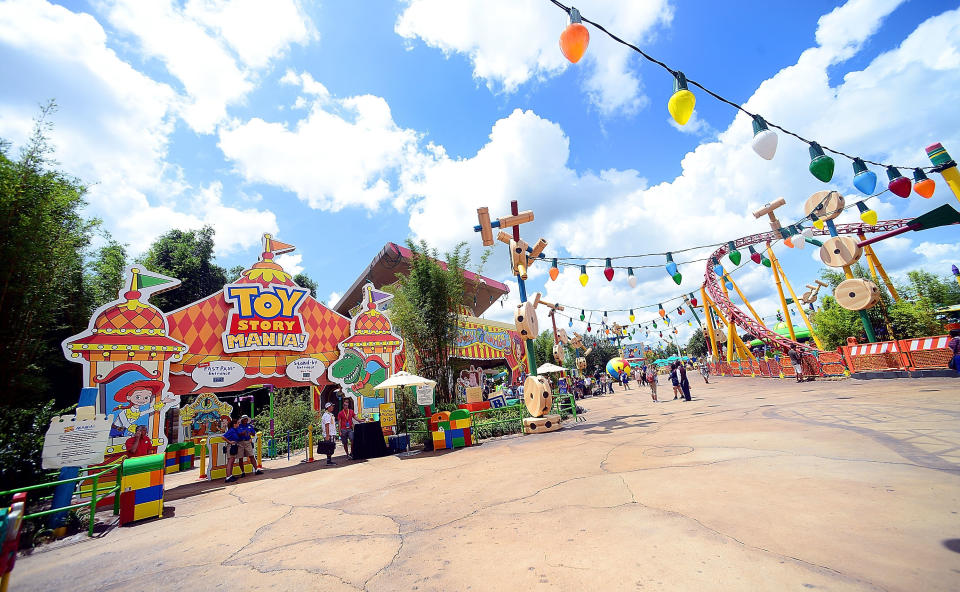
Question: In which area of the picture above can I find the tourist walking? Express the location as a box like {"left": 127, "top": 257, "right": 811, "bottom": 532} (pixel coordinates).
{"left": 678, "top": 364, "right": 691, "bottom": 401}
{"left": 700, "top": 361, "right": 710, "bottom": 384}
{"left": 670, "top": 363, "right": 681, "bottom": 400}
{"left": 646, "top": 366, "right": 658, "bottom": 402}
{"left": 321, "top": 402, "right": 337, "bottom": 465}
{"left": 788, "top": 344, "right": 804, "bottom": 383}
{"left": 338, "top": 398, "right": 359, "bottom": 459}
{"left": 236, "top": 415, "right": 262, "bottom": 476}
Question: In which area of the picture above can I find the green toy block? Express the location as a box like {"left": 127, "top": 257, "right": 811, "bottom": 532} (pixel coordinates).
{"left": 122, "top": 452, "right": 164, "bottom": 476}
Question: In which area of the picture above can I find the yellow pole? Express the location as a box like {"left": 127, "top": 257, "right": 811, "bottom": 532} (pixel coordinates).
{"left": 701, "top": 286, "right": 718, "bottom": 363}
{"left": 256, "top": 435, "right": 263, "bottom": 468}
{"left": 858, "top": 232, "right": 900, "bottom": 301}
{"left": 772, "top": 258, "right": 824, "bottom": 350}
{"left": 727, "top": 273, "right": 766, "bottom": 328}
{"left": 766, "top": 244, "right": 796, "bottom": 341}
{"left": 307, "top": 425, "right": 315, "bottom": 462}
{"left": 197, "top": 437, "right": 207, "bottom": 480}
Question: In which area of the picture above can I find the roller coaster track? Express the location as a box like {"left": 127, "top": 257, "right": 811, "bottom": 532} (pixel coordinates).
{"left": 703, "top": 219, "right": 912, "bottom": 353}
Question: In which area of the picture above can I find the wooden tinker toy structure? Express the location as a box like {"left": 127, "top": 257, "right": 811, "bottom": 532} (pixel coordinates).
{"left": 475, "top": 202, "right": 560, "bottom": 433}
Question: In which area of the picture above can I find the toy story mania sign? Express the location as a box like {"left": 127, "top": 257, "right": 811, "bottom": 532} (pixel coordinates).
{"left": 221, "top": 282, "right": 310, "bottom": 353}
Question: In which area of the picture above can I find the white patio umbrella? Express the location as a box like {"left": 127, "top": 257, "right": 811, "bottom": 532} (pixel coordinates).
{"left": 536, "top": 362, "right": 567, "bottom": 374}
{"left": 372, "top": 371, "right": 436, "bottom": 390}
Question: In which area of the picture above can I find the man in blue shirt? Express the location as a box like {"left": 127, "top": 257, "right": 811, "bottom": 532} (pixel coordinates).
{"left": 224, "top": 415, "right": 262, "bottom": 482}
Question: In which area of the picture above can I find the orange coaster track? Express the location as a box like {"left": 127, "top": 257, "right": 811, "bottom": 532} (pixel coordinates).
{"left": 703, "top": 219, "right": 912, "bottom": 353}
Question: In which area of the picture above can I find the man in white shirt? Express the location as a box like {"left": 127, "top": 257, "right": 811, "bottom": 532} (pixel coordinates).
{"left": 321, "top": 402, "right": 336, "bottom": 465}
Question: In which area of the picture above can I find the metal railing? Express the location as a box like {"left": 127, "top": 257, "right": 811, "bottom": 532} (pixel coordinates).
{"left": 0, "top": 462, "right": 123, "bottom": 537}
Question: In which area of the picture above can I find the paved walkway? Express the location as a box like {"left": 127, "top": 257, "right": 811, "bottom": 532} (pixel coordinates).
{"left": 13, "top": 376, "right": 960, "bottom": 591}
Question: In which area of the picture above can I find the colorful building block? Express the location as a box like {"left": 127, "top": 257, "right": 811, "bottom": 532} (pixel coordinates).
{"left": 119, "top": 453, "right": 164, "bottom": 526}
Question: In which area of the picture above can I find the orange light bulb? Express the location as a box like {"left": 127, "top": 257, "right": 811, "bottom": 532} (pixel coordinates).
{"left": 559, "top": 8, "right": 590, "bottom": 64}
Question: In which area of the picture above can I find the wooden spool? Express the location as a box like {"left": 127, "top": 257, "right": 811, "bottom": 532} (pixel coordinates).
{"left": 556, "top": 328, "right": 569, "bottom": 344}
{"left": 524, "top": 414, "right": 561, "bottom": 434}
{"left": 834, "top": 279, "right": 880, "bottom": 311}
{"left": 509, "top": 239, "right": 529, "bottom": 279}
{"left": 819, "top": 236, "right": 862, "bottom": 267}
{"left": 523, "top": 375, "right": 553, "bottom": 418}
{"left": 576, "top": 357, "right": 587, "bottom": 370}
{"left": 553, "top": 342, "right": 565, "bottom": 364}
{"left": 804, "top": 190, "right": 845, "bottom": 222}
{"left": 514, "top": 301, "right": 538, "bottom": 338}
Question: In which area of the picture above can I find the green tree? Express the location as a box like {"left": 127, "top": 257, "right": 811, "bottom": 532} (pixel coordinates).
{"left": 686, "top": 327, "right": 707, "bottom": 357}
{"left": 583, "top": 333, "right": 618, "bottom": 374}
{"left": 293, "top": 272, "right": 318, "bottom": 298}
{"left": 887, "top": 297, "right": 943, "bottom": 338}
{"left": 137, "top": 225, "right": 228, "bottom": 311}
{"left": 388, "top": 240, "right": 469, "bottom": 403}
{"left": 0, "top": 102, "right": 98, "bottom": 408}
{"left": 227, "top": 264, "right": 245, "bottom": 281}
{"left": 86, "top": 235, "right": 127, "bottom": 309}
{"left": 898, "top": 270, "right": 960, "bottom": 309}
{"left": 533, "top": 330, "right": 554, "bottom": 368}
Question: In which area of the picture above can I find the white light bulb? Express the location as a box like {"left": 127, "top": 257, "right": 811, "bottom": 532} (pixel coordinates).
{"left": 752, "top": 129, "right": 778, "bottom": 160}
{"left": 628, "top": 275, "right": 637, "bottom": 288}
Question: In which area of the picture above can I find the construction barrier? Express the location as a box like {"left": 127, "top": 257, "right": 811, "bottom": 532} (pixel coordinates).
{"left": 778, "top": 359, "right": 796, "bottom": 378}
{"left": 758, "top": 360, "right": 774, "bottom": 377}
{"left": 842, "top": 341, "right": 904, "bottom": 372}
{"left": 817, "top": 351, "right": 848, "bottom": 376}
{"left": 898, "top": 336, "right": 953, "bottom": 370}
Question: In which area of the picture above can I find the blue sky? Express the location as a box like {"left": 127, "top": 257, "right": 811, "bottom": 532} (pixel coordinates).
{"left": 1, "top": 0, "right": 959, "bottom": 347}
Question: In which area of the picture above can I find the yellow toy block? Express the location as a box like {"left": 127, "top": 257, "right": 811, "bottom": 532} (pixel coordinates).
{"left": 133, "top": 500, "right": 161, "bottom": 521}
{"left": 450, "top": 419, "right": 471, "bottom": 429}
{"left": 120, "top": 472, "right": 152, "bottom": 492}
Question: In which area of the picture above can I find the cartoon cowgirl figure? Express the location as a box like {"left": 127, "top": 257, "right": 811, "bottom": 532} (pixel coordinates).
{"left": 110, "top": 379, "right": 174, "bottom": 437}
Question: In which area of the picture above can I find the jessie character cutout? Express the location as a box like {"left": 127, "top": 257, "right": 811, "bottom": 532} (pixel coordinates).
{"left": 110, "top": 379, "right": 172, "bottom": 437}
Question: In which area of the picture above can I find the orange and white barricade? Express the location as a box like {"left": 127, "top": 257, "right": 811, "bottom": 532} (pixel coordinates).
{"left": 842, "top": 340, "right": 904, "bottom": 373}
{"left": 898, "top": 336, "right": 953, "bottom": 370}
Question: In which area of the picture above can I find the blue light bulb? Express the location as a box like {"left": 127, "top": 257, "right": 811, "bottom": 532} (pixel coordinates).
{"left": 852, "top": 158, "right": 877, "bottom": 195}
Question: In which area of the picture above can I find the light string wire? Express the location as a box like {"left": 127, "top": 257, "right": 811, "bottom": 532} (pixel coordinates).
{"left": 550, "top": 236, "right": 794, "bottom": 327}
{"left": 546, "top": 0, "right": 934, "bottom": 172}
{"left": 539, "top": 189, "right": 887, "bottom": 270}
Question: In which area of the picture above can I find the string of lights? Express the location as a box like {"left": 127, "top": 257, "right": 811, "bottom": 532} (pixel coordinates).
{"left": 548, "top": 0, "right": 937, "bottom": 184}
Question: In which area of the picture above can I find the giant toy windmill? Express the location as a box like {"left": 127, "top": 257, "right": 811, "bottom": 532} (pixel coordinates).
{"left": 475, "top": 201, "right": 560, "bottom": 433}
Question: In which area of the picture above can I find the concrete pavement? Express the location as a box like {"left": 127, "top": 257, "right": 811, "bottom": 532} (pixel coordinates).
{"left": 13, "top": 375, "right": 960, "bottom": 591}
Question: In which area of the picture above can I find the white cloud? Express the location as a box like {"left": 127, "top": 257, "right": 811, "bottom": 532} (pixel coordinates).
{"left": 327, "top": 291, "right": 342, "bottom": 307}
{"left": 0, "top": 0, "right": 275, "bottom": 257}
{"left": 183, "top": 0, "right": 315, "bottom": 69}
{"left": 101, "top": 0, "right": 314, "bottom": 133}
{"left": 914, "top": 241, "right": 960, "bottom": 260}
{"left": 395, "top": 0, "right": 672, "bottom": 115}
{"left": 275, "top": 252, "right": 304, "bottom": 275}
{"left": 219, "top": 76, "right": 421, "bottom": 211}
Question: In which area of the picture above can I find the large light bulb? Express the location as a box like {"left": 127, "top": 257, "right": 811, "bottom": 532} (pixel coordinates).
{"left": 852, "top": 158, "right": 877, "bottom": 195}
{"left": 886, "top": 166, "right": 911, "bottom": 198}
{"left": 559, "top": 8, "right": 590, "bottom": 64}
{"left": 913, "top": 168, "right": 935, "bottom": 198}
{"left": 808, "top": 142, "right": 835, "bottom": 183}
{"left": 549, "top": 258, "right": 559, "bottom": 281}
{"left": 856, "top": 201, "right": 877, "bottom": 225}
{"left": 627, "top": 267, "right": 637, "bottom": 288}
{"left": 579, "top": 265, "right": 588, "bottom": 287}
{"left": 667, "top": 72, "right": 696, "bottom": 126}
{"left": 750, "top": 115, "right": 778, "bottom": 160}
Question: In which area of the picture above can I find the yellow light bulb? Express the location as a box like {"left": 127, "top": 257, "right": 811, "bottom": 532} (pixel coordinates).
{"left": 579, "top": 264, "right": 588, "bottom": 287}
{"left": 813, "top": 219, "right": 825, "bottom": 230}
{"left": 667, "top": 72, "right": 696, "bottom": 126}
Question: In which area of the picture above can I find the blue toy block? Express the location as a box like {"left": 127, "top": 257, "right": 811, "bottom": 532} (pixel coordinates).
{"left": 133, "top": 484, "right": 163, "bottom": 505}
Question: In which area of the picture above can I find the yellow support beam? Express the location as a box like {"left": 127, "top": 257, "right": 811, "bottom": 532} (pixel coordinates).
{"left": 772, "top": 258, "right": 824, "bottom": 350}
{"left": 727, "top": 272, "right": 766, "bottom": 328}
{"left": 766, "top": 244, "right": 796, "bottom": 341}
{"left": 858, "top": 232, "right": 900, "bottom": 302}
{"left": 701, "top": 286, "right": 719, "bottom": 363}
